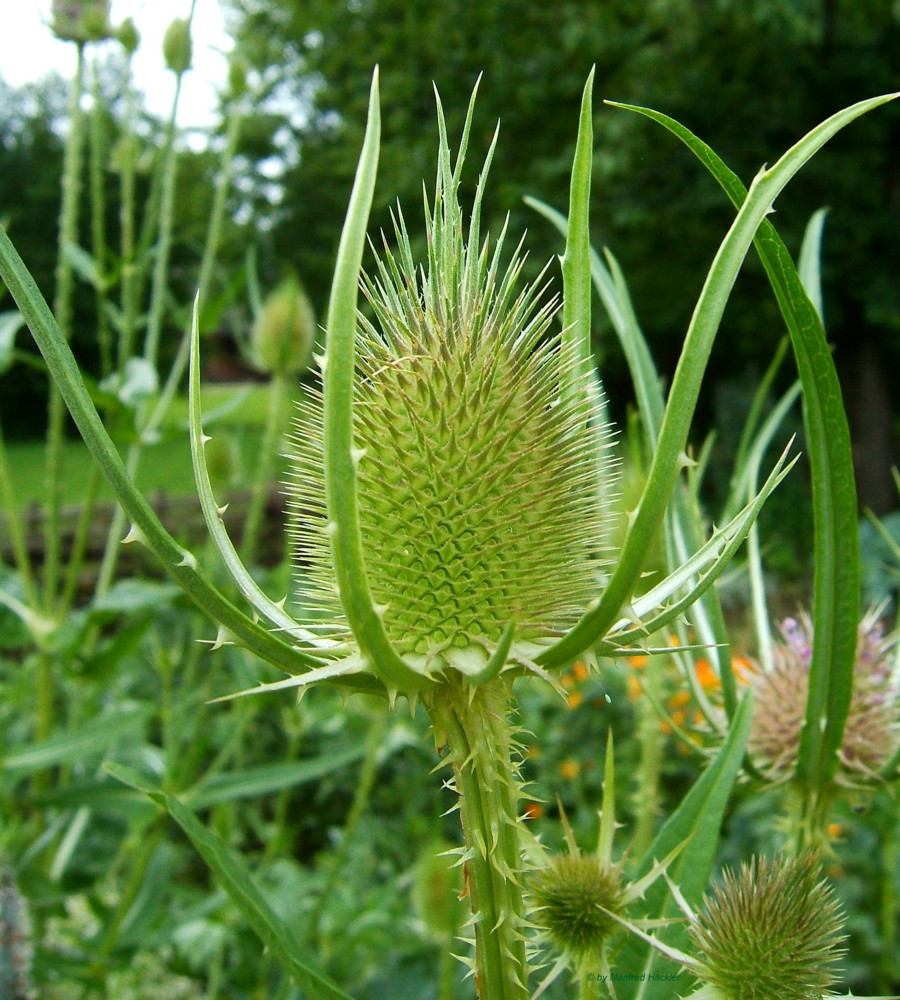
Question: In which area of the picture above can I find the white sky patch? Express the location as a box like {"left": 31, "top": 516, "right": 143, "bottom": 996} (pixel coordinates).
{"left": 0, "top": 1, "right": 231, "bottom": 128}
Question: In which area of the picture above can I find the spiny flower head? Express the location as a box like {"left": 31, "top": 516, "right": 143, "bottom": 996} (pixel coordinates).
{"left": 529, "top": 853, "right": 626, "bottom": 962}
{"left": 286, "top": 95, "right": 613, "bottom": 682}
{"left": 688, "top": 853, "right": 846, "bottom": 1000}
{"left": 748, "top": 609, "right": 900, "bottom": 781}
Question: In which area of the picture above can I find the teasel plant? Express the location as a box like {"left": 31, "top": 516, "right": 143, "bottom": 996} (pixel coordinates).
{"left": 1, "top": 60, "right": 897, "bottom": 998}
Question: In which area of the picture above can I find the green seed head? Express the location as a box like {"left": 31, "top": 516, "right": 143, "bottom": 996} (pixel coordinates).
{"left": 287, "top": 109, "right": 612, "bottom": 679}
{"left": 689, "top": 854, "right": 846, "bottom": 1000}
{"left": 528, "top": 854, "right": 625, "bottom": 962}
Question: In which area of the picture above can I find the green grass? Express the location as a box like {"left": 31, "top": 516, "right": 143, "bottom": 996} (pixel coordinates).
{"left": 5, "top": 383, "right": 293, "bottom": 510}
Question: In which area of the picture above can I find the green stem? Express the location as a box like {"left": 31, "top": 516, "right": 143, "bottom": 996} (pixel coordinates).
{"left": 631, "top": 654, "right": 665, "bottom": 860}
{"left": 427, "top": 675, "right": 529, "bottom": 1000}
{"left": 877, "top": 793, "right": 898, "bottom": 995}
{"left": 58, "top": 462, "right": 102, "bottom": 614}
{"left": 0, "top": 419, "right": 40, "bottom": 609}
{"left": 312, "top": 709, "right": 387, "bottom": 955}
{"left": 44, "top": 42, "right": 86, "bottom": 609}
{"left": 89, "top": 54, "right": 111, "bottom": 378}
{"left": 142, "top": 72, "right": 184, "bottom": 371}
{"left": 240, "top": 372, "right": 290, "bottom": 564}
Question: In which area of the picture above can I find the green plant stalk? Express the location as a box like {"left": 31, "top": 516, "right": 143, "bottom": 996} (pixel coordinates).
{"left": 311, "top": 709, "right": 387, "bottom": 957}
{"left": 94, "top": 68, "right": 187, "bottom": 593}
{"left": 631, "top": 653, "right": 665, "bottom": 860}
{"left": 58, "top": 463, "right": 102, "bottom": 613}
{"left": 427, "top": 675, "right": 529, "bottom": 1000}
{"left": 878, "top": 796, "right": 898, "bottom": 995}
{"left": 240, "top": 372, "right": 291, "bottom": 563}
{"left": 44, "top": 42, "right": 86, "bottom": 610}
{"left": 118, "top": 66, "right": 139, "bottom": 369}
{"left": 89, "top": 55, "right": 111, "bottom": 378}
{"left": 0, "top": 419, "right": 40, "bottom": 609}
{"left": 95, "top": 87, "right": 244, "bottom": 594}
{"left": 143, "top": 73, "right": 185, "bottom": 371}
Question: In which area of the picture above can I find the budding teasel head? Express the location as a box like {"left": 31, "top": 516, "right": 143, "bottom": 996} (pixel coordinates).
{"left": 51, "top": 0, "right": 112, "bottom": 42}
{"left": 163, "top": 17, "right": 192, "bottom": 75}
{"left": 251, "top": 273, "right": 316, "bottom": 378}
{"left": 527, "top": 734, "right": 684, "bottom": 993}
{"left": 748, "top": 609, "right": 900, "bottom": 782}
{"left": 687, "top": 853, "right": 847, "bottom": 1000}
{"left": 283, "top": 78, "right": 613, "bottom": 694}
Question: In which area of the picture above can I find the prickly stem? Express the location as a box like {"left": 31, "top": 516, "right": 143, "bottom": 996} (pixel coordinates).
{"left": 427, "top": 675, "right": 529, "bottom": 999}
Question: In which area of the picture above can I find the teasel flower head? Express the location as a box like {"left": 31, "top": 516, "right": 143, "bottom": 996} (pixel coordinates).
{"left": 285, "top": 87, "right": 613, "bottom": 690}
{"left": 687, "top": 853, "right": 847, "bottom": 1000}
{"left": 527, "top": 734, "right": 683, "bottom": 995}
{"left": 747, "top": 608, "right": 900, "bottom": 782}
{"left": 529, "top": 853, "right": 627, "bottom": 965}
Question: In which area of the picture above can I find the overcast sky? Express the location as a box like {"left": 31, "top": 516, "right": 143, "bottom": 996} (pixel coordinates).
{"left": 0, "top": 1, "right": 231, "bottom": 127}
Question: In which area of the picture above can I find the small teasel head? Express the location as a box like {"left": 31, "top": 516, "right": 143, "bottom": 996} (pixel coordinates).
{"left": 529, "top": 853, "right": 626, "bottom": 964}
{"left": 688, "top": 853, "right": 846, "bottom": 1000}
{"left": 748, "top": 609, "right": 900, "bottom": 782}
{"left": 286, "top": 90, "right": 614, "bottom": 683}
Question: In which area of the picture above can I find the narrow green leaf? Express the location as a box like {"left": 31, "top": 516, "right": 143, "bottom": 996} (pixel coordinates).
{"left": 3, "top": 709, "right": 150, "bottom": 774}
{"left": 321, "top": 69, "right": 426, "bottom": 694}
{"left": 107, "top": 765, "right": 357, "bottom": 1000}
{"left": 560, "top": 68, "right": 595, "bottom": 410}
{"left": 161, "top": 795, "right": 357, "bottom": 999}
{"left": 612, "top": 99, "right": 892, "bottom": 785}
{"left": 185, "top": 747, "right": 367, "bottom": 809}
{"left": 798, "top": 207, "right": 829, "bottom": 321}
{"left": 0, "top": 310, "right": 25, "bottom": 374}
{"left": 539, "top": 92, "right": 894, "bottom": 673}
{"left": 188, "top": 299, "right": 352, "bottom": 658}
{"left": 0, "top": 223, "right": 324, "bottom": 678}
{"left": 615, "top": 694, "right": 753, "bottom": 1000}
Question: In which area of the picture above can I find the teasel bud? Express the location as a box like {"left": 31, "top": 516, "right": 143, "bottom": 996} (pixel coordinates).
{"left": 529, "top": 854, "right": 626, "bottom": 963}
{"left": 0, "top": 871, "right": 35, "bottom": 1000}
{"left": 286, "top": 99, "right": 613, "bottom": 684}
{"left": 116, "top": 16, "right": 140, "bottom": 55}
{"left": 748, "top": 610, "right": 900, "bottom": 781}
{"left": 251, "top": 274, "right": 316, "bottom": 378}
{"left": 163, "top": 18, "right": 192, "bottom": 75}
{"left": 51, "top": 0, "right": 112, "bottom": 42}
{"left": 688, "top": 853, "right": 846, "bottom": 1000}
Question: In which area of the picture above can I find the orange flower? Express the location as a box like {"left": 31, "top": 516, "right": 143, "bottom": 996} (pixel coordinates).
{"left": 523, "top": 801, "right": 543, "bottom": 820}
{"left": 566, "top": 691, "right": 584, "bottom": 709}
{"left": 667, "top": 689, "right": 691, "bottom": 711}
{"left": 626, "top": 674, "right": 642, "bottom": 701}
{"left": 572, "top": 661, "right": 590, "bottom": 682}
{"left": 560, "top": 759, "right": 581, "bottom": 780}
